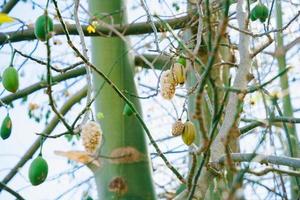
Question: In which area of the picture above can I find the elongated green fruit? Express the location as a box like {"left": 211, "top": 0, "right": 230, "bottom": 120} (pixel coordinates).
{"left": 2, "top": 67, "right": 19, "bottom": 93}
{"left": 34, "top": 14, "right": 54, "bottom": 41}
{"left": 0, "top": 114, "right": 12, "bottom": 140}
{"left": 123, "top": 103, "right": 134, "bottom": 116}
{"left": 28, "top": 156, "right": 48, "bottom": 186}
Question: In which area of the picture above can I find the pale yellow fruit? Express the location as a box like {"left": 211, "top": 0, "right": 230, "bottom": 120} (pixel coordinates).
{"left": 171, "top": 63, "right": 186, "bottom": 85}
{"left": 182, "top": 121, "right": 196, "bottom": 145}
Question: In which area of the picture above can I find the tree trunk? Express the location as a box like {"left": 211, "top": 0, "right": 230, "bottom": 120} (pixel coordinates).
{"left": 275, "top": 0, "right": 300, "bottom": 198}
{"left": 88, "top": 1, "right": 156, "bottom": 199}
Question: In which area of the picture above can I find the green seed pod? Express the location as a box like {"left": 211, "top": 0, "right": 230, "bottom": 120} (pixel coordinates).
{"left": 123, "top": 103, "right": 134, "bottom": 116}
{"left": 251, "top": 4, "right": 269, "bottom": 22}
{"left": 259, "top": 4, "right": 269, "bottom": 22}
{"left": 34, "top": 14, "right": 54, "bottom": 41}
{"left": 28, "top": 156, "right": 48, "bottom": 186}
{"left": 2, "top": 67, "right": 19, "bottom": 93}
{"left": 250, "top": 11, "right": 257, "bottom": 21}
{"left": 182, "top": 121, "right": 196, "bottom": 146}
{"left": 0, "top": 114, "right": 12, "bottom": 140}
{"left": 85, "top": 196, "right": 93, "bottom": 200}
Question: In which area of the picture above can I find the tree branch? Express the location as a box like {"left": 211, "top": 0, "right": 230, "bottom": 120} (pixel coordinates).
{"left": 240, "top": 117, "right": 300, "bottom": 134}
{"left": 0, "top": 14, "right": 192, "bottom": 45}
{"left": 0, "top": 67, "right": 86, "bottom": 107}
{"left": 218, "top": 153, "right": 300, "bottom": 169}
{"left": 1, "top": 0, "right": 20, "bottom": 13}
{"left": 0, "top": 87, "right": 87, "bottom": 191}
{"left": 0, "top": 181, "right": 25, "bottom": 200}
{"left": 0, "top": 53, "right": 171, "bottom": 107}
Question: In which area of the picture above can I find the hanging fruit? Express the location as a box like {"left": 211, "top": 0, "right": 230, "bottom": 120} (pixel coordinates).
{"left": 160, "top": 69, "right": 176, "bottom": 100}
{"left": 250, "top": 11, "right": 257, "bottom": 21}
{"left": 34, "top": 14, "right": 54, "bottom": 41}
{"left": 171, "top": 119, "right": 185, "bottom": 136}
{"left": 177, "top": 56, "right": 186, "bottom": 67}
{"left": 250, "top": 4, "right": 269, "bottom": 22}
{"left": 181, "top": 121, "right": 196, "bottom": 146}
{"left": 28, "top": 156, "right": 48, "bottom": 186}
{"left": 0, "top": 114, "right": 12, "bottom": 140}
{"left": 171, "top": 62, "right": 186, "bottom": 85}
{"left": 123, "top": 103, "right": 134, "bottom": 116}
{"left": 81, "top": 121, "right": 102, "bottom": 154}
{"left": 2, "top": 66, "right": 19, "bottom": 93}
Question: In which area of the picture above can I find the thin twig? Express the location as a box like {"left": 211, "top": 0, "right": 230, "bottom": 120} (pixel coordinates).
{"left": 74, "top": 0, "right": 92, "bottom": 127}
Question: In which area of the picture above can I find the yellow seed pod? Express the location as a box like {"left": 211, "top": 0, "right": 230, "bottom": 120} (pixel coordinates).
{"left": 171, "top": 63, "right": 186, "bottom": 85}
{"left": 182, "top": 121, "right": 196, "bottom": 146}
{"left": 171, "top": 119, "right": 185, "bottom": 136}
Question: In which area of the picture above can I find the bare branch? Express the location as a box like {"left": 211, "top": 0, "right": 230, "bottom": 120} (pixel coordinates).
{"left": 0, "top": 14, "right": 192, "bottom": 45}
{"left": 0, "top": 181, "right": 25, "bottom": 200}
{"left": 1, "top": 0, "right": 20, "bottom": 13}
{"left": 218, "top": 153, "right": 300, "bottom": 169}
{"left": 0, "top": 87, "right": 87, "bottom": 189}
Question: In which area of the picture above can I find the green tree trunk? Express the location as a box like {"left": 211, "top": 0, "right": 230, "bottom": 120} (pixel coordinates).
{"left": 275, "top": 0, "right": 300, "bottom": 198}
{"left": 88, "top": 1, "right": 156, "bottom": 199}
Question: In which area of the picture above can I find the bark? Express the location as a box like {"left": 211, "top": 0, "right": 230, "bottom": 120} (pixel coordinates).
{"left": 88, "top": 1, "right": 156, "bottom": 199}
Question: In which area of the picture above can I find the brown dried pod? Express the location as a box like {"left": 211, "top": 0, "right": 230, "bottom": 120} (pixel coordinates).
{"left": 171, "top": 119, "right": 185, "bottom": 136}
{"left": 160, "top": 70, "right": 177, "bottom": 100}
{"left": 81, "top": 121, "right": 102, "bottom": 154}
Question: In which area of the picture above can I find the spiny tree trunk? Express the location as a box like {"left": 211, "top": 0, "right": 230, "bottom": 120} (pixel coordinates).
{"left": 88, "top": 1, "right": 156, "bottom": 199}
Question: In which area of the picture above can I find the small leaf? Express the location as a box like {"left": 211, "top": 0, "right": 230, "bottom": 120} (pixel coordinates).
{"left": 64, "top": 134, "right": 73, "bottom": 142}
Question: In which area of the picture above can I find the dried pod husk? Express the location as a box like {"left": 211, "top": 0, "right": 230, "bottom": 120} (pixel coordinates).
{"left": 160, "top": 70, "right": 176, "bottom": 100}
{"left": 182, "top": 121, "right": 196, "bottom": 146}
{"left": 81, "top": 121, "right": 102, "bottom": 154}
{"left": 28, "top": 156, "right": 48, "bottom": 186}
{"left": 1, "top": 114, "right": 12, "bottom": 140}
{"left": 171, "top": 119, "right": 185, "bottom": 136}
{"left": 171, "top": 62, "right": 186, "bottom": 85}
{"left": 2, "top": 67, "right": 19, "bottom": 93}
